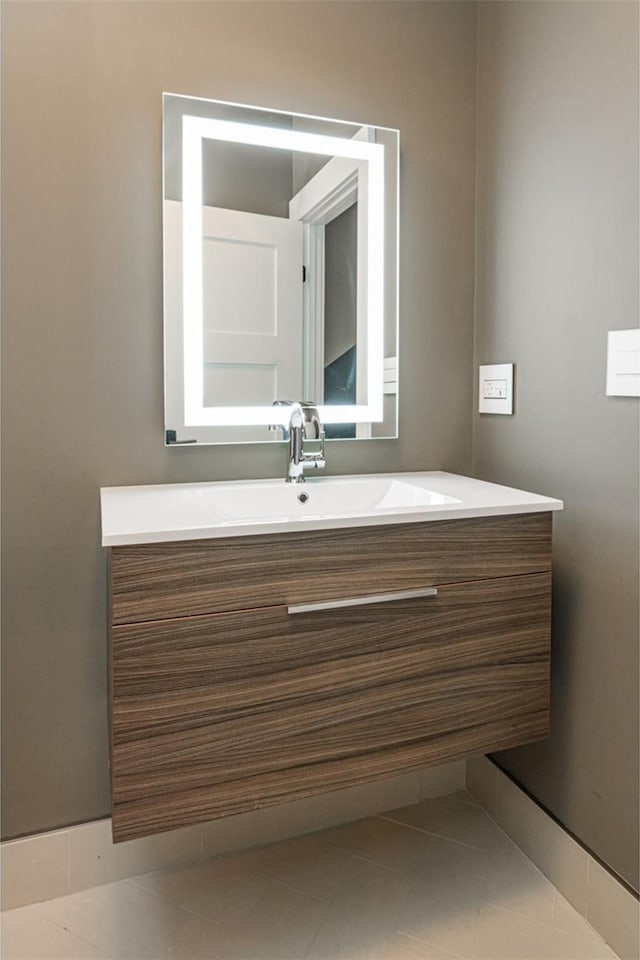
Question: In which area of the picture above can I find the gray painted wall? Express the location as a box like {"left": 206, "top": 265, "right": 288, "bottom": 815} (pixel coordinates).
{"left": 474, "top": 1, "right": 639, "bottom": 891}
{"left": 4, "top": 0, "right": 637, "bottom": 894}
{"left": 1, "top": 1, "right": 477, "bottom": 838}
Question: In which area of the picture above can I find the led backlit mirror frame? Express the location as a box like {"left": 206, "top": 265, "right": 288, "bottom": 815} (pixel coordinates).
{"left": 163, "top": 94, "right": 399, "bottom": 444}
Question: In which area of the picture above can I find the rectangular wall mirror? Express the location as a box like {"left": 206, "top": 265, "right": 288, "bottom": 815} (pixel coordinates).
{"left": 163, "top": 94, "right": 399, "bottom": 444}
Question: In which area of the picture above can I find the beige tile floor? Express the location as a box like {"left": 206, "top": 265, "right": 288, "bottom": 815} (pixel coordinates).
{"left": 1, "top": 791, "right": 620, "bottom": 960}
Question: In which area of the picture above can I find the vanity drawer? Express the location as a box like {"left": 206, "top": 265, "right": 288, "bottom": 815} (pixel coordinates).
{"left": 110, "top": 572, "right": 551, "bottom": 841}
{"left": 109, "top": 512, "right": 552, "bottom": 625}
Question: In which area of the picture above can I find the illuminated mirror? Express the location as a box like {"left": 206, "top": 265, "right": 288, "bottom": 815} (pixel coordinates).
{"left": 163, "top": 94, "right": 399, "bottom": 444}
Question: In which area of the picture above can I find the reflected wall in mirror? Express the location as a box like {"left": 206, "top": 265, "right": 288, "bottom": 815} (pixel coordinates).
{"left": 163, "top": 94, "right": 399, "bottom": 444}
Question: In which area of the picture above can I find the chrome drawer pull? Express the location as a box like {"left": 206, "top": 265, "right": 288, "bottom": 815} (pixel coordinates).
{"left": 287, "top": 586, "right": 438, "bottom": 615}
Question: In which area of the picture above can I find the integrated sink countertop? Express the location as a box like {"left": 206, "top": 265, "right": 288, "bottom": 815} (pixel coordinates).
{"left": 100, "top": 471, "right": 563, "bottom": 546}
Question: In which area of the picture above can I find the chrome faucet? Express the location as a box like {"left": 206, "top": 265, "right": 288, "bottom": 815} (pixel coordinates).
{"left": 271, "top": 401, "right": 326, "bottom": 483}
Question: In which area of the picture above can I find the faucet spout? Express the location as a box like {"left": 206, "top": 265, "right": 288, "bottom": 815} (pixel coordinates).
{"left": 271, "top": 401, "right": 326, "bottom": 483}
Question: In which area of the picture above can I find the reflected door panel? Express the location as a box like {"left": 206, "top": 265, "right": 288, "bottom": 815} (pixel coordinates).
{"left": 201, "top": 206, "right": 303, "bottom": 409}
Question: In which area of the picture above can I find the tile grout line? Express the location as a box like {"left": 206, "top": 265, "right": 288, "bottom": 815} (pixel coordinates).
{"left": 585, "top": 855, "right": 595, "bottom": 926}
{"left": 65, "top": 831, "right": 71, "bottom": 899}
{"left": 470, "top": 898, "right": 620, "bottom": 951}
{"left": 122, "top": 877, "right": 246, "bottom": 934}
{"left": 259, "top": 874, "right": 335, "bottom": 906}
{"left": 468, "top": 803, "right": 562, "bottom": 889}
{"left": 479, "top": 890, "right": 610, "bottom": 946}
{"left": 301, "top": 891, "right": 338, "bottom": 960}
{"left": 224, "top": 841, "right": 407, "bottom": 890}
{"left": 463, "top": 816, "right": 497, "bottom": 960}
{"left": 432, "top": 790, "right": 481, "bottom": 808}
{"left": 376, "top": 813, "right": 495, "bottom": 853}
{"left": 30, "top": 903, "right": 111, "bottom": 957}
{"left": 131, "top": 865, "right": 334, "bottom": 915}
{"left": 398, "top": 930, "right": 467, "bottom": 960}
{"left": 551, "top": 884, "right": 560, "bottom": 924}
{"left": 309, "top": 839, "right": 412, "bottom": 876}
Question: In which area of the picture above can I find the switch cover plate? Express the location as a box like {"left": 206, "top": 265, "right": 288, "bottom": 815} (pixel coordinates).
{"left": 606, "top": 329, "right": 640, "bottom": 397}
{"left": 479, "top": 363, "right": 514, "bottom": 415}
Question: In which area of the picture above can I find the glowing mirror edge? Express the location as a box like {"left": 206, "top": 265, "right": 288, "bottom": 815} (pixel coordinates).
{"left": 181, "top": 113, "right": 386, "bottom": 428}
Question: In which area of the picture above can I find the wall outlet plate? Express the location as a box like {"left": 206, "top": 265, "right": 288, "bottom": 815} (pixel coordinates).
{"left": 479, "top": 363, "right": 514, "bottom": 414}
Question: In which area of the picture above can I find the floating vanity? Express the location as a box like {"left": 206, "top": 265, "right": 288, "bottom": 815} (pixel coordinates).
{"left": 101, "top": 471, "right": 562, "bottom": 842}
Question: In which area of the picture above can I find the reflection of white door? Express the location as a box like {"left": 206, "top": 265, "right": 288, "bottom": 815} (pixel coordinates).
{"left": 288, "top": 130, "right": 372, "bottom": 438}
{"left": 201, "top": 206, "right": 303, "bottom": 408}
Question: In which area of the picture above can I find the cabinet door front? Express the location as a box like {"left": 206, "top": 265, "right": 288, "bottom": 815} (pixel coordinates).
{"left": 110, "top": 572, "right": 551, "bottom": 841}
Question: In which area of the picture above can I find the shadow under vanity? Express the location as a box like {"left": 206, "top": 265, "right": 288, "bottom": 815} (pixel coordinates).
{"left": 102, "top": 472, "right": 562, "bottom": 843}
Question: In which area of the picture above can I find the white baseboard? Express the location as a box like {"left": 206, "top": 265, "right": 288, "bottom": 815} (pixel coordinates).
{"left": 466, "top": 755, "right": 639, "bottom": 960}
{"left": 1, "top": 760, "right": 464, "bottom": 912}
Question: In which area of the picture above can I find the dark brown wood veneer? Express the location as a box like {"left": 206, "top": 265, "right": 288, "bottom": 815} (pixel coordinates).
{"left": 108, "top": 512, "right": 553, "bottom": 842}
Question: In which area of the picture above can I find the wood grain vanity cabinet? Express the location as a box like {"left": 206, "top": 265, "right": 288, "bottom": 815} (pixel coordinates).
{"left": 108, "top": 512, "right": 552, "bottom": 842}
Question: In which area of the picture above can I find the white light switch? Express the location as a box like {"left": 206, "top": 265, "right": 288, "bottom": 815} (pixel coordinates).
{"left": 483, "top": 379, "right": 508, "bottom": 399}
{"left": 606, "top": 329, "right": 640, "bottom": 397}
{"left": 479, "top": 364, "right": 513, "bottom": 414}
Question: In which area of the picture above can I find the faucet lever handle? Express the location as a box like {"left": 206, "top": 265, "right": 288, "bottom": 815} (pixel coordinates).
{"left": 302, "top": 427, "right": 325, "bottom": 468}
{"left": 299, "top": 402, "right": 322, "bottom": 440}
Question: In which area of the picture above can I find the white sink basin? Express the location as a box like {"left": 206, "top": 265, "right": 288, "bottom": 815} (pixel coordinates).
{"left": 101, "top": 472, "right": 563, "bottom": 545}
{"left": 202, "top": 475, "right": 460, "bottom": 524}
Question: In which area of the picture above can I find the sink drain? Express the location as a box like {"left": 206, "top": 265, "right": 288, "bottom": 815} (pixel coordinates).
{"left": 298, "top": 492, "right": 309, "bottom": 503}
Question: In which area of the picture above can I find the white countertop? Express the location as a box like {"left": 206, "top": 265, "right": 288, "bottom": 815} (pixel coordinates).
{"left": 100, "top": 471, "right": 563, "bottom": 546}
